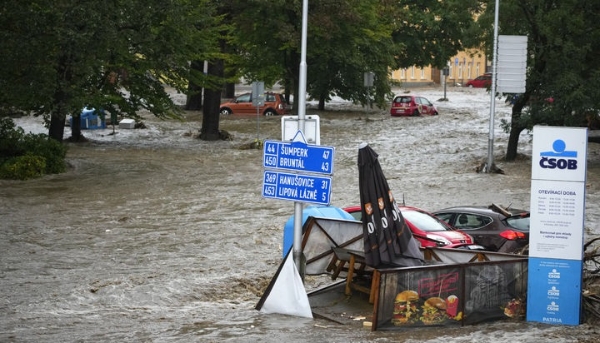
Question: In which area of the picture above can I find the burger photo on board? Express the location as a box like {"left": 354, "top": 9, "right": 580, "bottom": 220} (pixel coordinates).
{"left": 504, "top": 298, "right": 524, "bottom": 318}
{"left": 421, "top": 297, "right": 448, "bottom": 325}
{"left": 391, "top": 290, "right": 419, "bottom": 325}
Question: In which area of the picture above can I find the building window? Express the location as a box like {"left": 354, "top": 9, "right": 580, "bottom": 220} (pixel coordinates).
{"left": 420, "top": 69, "right": 425, "bottom": 79}
{"left": 410, "top": 66, "right": 415, "bottom": 79}
{"left": 467, "top": 62, "right": 472, "bottom": 79}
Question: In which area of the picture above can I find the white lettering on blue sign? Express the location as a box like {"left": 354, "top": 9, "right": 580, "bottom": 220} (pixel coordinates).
{"left": 547, "top": 302, "right": 559, "bottom": 312}
{"left": 547, "top": 287, "right": 560, "bottom": 297}
{"left": 548, "top": 269, "right": 561, "bottom": 279}
{"left": 542, "top": 317, "right": 563, "bottom": 323}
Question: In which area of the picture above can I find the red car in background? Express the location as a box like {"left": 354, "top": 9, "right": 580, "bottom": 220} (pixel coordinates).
{"left": 219, "top": 92, "right": 289, "bottom": 116}
{"left": 343, "top": 205, "right": 480, "bottom": 249}
{"left": 465, "top": 73, "right": 492, "bottom": 88}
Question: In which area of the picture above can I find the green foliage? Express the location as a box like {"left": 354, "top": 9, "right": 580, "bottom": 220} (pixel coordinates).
{"left": 0, "top": 117, "right": 26, "bottom": 158}
{"left": 0, "top": 117, "right": 67, "bottom": 179}
{"left": 21, "top": 133, "right": 67, "bottom": 174}
{"left": 0, "top": 0, "right": 225, "bottom": 141}
{"left": 0, "top": 155, "right": 46, "bottom": 180}
{"left": 389, "top": 0, "right": 484, "bottom": 69}
{"left": 230, "top": 0, "right": 483, "bottom": 109}
{"left": 473, "top": 0, "right": 600, "bottom": 160}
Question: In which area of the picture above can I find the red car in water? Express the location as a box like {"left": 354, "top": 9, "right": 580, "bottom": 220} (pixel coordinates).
{"left": 219, "top": 92, "right": 289, "bottom": 116}
{"left": 343, "top": 205, "right": 479, "bottom": 249}
{"left": 390, "top": 95, "right": 439, "bottom": 116}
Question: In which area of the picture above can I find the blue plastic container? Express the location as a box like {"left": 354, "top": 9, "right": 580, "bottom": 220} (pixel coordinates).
{"left": 70, "top": 107, "right": 106, "bottom": 130}
{"left": 282, "top": 205, "right": 355, "bottom": 257}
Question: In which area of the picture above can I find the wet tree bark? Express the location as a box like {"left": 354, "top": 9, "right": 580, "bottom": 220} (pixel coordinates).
{"left": 200, "top": 58, "right": 223, "bottom": 141}
{"left": 185, "top": 60, "right": 203, "bottom": 111}
{"left": 505, "top": 94, "right": 529, "bottom": 161}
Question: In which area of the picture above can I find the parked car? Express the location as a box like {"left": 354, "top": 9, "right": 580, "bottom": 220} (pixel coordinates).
{"left": 390, "top": 95, "right": 439, "bottom": 116}
{"left": 343, "top": 205, "right": 479, "bottom": 249}
{"left": 219, "top": 92, "right": 288, "bottom": 116}
{"left": 465, "top": 73, "right": 492, "bottom": 88}
{"left": 433, "top": 204, "right": 530, "bottom": 254}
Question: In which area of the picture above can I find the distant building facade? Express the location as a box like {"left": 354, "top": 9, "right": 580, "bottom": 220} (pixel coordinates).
{"left": 391, "top": 49, "right": 489, "bottom": 87}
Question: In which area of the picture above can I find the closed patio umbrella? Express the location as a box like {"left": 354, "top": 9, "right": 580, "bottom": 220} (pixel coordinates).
{"left": 357, "top": 143, "right": 423, "bottom": 268}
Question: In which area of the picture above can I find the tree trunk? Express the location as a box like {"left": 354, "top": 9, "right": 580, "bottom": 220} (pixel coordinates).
{"left": 224, "top": 82, "right": 235, "bottom": 99}
{"left": 200, "top": 59, "right": 223, "bottom": 141}
{"left": 48, "top": 114, "right": 66, "bottom": 142}
{"left": 318, "top": 95, "right": 325, "bottom": 111}
{"left": 185, "top": 60, "right": 204, "bottom": 111}
{"left": 505, "top": 95, "right": 529, "bottom": 161}
{"left": 69, "top": 111, "right": 87, "bottom": 142}
{"left": 505, "top": 122, "right": 524, "bottom": 161}
{"left": 288, "top": 51, "right": 300, "bottom": 114}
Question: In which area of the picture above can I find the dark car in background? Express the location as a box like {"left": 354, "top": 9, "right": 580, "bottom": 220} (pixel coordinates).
{"left": 433, "top": 204, "right": 530, "bottom": 254}
{"left": 219, "top": 92, "right": 288, "bottom": 116}
{"left": 343, "top": 205, "right": 479, "bottom": 249}
{"left": 465, "top": 73, "right": 492, "bottom": 88}
{"left": 390, "top": 95, "right": 439, "bottom": 116}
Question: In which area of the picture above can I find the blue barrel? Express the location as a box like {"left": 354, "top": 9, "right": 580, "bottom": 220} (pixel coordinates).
{"left": 282, "top": 205, "right": 355, "bottom": 257}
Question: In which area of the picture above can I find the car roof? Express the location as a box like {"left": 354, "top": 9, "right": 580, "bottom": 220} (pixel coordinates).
{"left": 434, "top": 205, "right": 529, "bottom": 218}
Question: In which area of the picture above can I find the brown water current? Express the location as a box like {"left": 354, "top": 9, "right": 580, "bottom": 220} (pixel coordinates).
{"left": 1, "top": 87, "right": 599, "bottom": 342}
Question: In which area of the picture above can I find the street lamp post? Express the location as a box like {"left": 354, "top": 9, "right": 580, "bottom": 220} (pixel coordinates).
{"left": 486, "top": 0, "right": 500, "bottom": 172}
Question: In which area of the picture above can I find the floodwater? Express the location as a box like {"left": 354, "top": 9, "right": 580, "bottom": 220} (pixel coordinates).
{"left": 1, "top": 87, "right": 599, "bottom": 342}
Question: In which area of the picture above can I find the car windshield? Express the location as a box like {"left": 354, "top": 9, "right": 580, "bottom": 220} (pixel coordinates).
{"left": 402, "top": 210, "right": 449, "bottom": 232}
{"left": 394, "top": 96, "right": 411, "bottom": 104}
{"left": 236, "top": 94, "right": 251, "bottom": 102}
{"left": 505, "top": 215, "right": 530, "bottom": 231}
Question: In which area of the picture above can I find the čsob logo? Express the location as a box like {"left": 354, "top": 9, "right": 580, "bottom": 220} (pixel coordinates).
{"left": 539, "top": 139, "right": 578, "bottom": 170}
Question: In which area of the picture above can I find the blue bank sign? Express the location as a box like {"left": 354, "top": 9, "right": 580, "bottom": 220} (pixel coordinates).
{"left": 527, "top": 126, "right": 588, "bottom": 326}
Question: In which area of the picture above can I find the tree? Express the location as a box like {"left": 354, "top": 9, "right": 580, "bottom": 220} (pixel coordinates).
{"left": 0, "top": 0, "right": 224, "bottom": 142}
{"left": 474, "top": 0, "right": 600, "bottom": 160}
{"left": 388, "top": 0, "right": 484, "bottom": 69}
{"left": 230, "top": 0, "right": 483, "bottom": 111}
{"left": 305, "top": 0, "right": 398, "bottom": 109}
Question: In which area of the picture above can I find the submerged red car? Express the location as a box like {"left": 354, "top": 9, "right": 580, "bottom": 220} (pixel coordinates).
{"left": 343, "top": 205, "right": 478, "bottom": 249}
{"left": 390, "top": 95, "right": 439, "bottom": 116}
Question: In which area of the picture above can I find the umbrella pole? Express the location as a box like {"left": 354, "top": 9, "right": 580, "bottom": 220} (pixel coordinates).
{"left": 293, "top": 203, "right": 306, "bottom": 280}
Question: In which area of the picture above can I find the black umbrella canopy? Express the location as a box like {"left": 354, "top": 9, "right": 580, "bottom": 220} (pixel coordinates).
{"left": 357, "top": 143, "right": 423, "bottom": 268}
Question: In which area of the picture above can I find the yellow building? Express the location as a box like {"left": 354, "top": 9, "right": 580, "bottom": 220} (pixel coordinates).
{"left": 390, "top": 48, "right": 488, "bottom": 87}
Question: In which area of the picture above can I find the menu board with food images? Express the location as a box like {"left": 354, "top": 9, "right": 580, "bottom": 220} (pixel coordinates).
{"left": 390, "top": 270, "right": 463, "bottom": 327}
{"left": 373, "top": 260, "right": 529, "bottom": 330}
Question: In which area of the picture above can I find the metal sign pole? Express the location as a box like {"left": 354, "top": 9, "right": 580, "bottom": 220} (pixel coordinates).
{"left": 293, "top": 0, "right": 309, "bottom": 276}
{"left": 486, "top": 0, "right": 500, "bottom": 172}
{"left": 252, "top": 82, "right": 264, "bottom": 144}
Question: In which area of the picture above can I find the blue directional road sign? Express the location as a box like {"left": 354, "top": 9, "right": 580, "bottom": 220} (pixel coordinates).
{"left": 262, "top": 171, "right": 332, "bottom": 205}
{"left": 263, "top": 140, "right": 334, "bottom": 175}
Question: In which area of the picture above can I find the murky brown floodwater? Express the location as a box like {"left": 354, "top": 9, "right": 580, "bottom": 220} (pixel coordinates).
{"left": 2, "top": 88, "right": 599, "bottom": 342}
